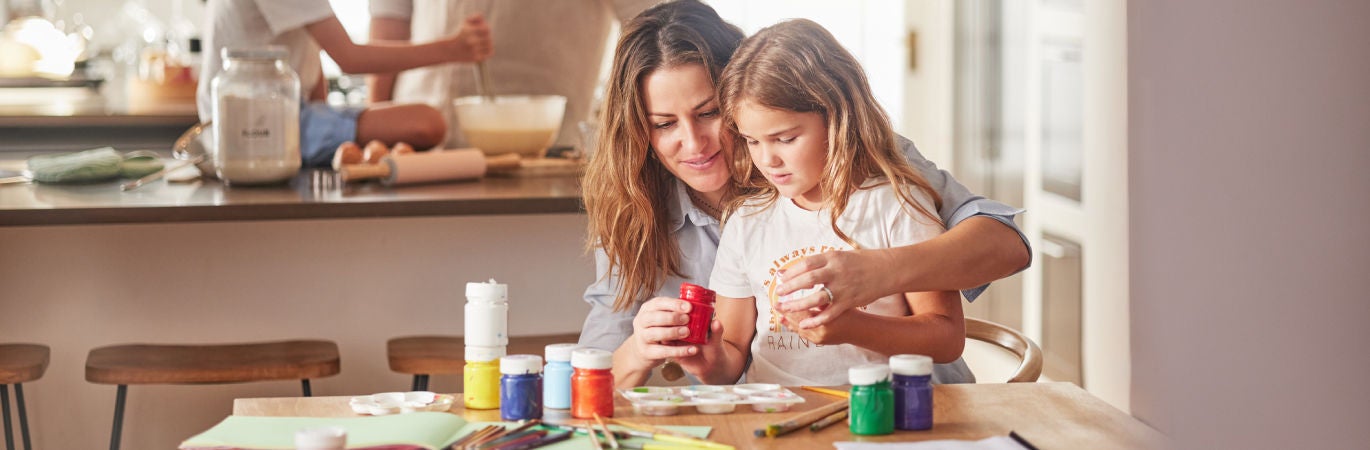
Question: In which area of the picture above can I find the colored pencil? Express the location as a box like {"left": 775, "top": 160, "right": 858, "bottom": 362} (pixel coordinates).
{"left": 755, "top": 399, "right": 850, "bottom": 437}
{"left": 800, "top": 386, "right": 851, "bottom": 398}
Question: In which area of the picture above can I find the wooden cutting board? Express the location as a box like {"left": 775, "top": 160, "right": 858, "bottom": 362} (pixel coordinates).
{"left": 486, "top": 156, "right": 584, "bottom": 178}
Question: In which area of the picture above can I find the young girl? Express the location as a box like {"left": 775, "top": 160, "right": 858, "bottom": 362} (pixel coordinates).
{"left": 693, "top": 19, "right": 969, "bottom": 386}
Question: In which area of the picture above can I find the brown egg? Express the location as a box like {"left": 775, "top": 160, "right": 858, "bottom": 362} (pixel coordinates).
{"left": 363, "top": 140, "right": 390, "bottom": 164}
{"left": 332, "top": 141, "right": 363, "bottom": 170}
{"left": 392, "top": 142, "right": 416, "bottom": 155}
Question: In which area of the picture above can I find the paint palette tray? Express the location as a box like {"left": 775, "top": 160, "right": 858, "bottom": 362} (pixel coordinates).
{"left": 617, "top": 384, "right": 806, "bottom": 415}
{"left": 349, "top": 391, "right": 455, "bottom": 415}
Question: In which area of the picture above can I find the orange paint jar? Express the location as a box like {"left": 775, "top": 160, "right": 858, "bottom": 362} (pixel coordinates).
{"left": 570, "top": 348, "right": 614, "bottom": 419}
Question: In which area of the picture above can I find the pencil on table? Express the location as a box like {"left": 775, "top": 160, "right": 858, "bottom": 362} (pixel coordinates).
{"left": 801, "top": 386, "right": 851, "bottom": 398}
{"left": 754, "top": 399, "right": 850, "bottom": 437}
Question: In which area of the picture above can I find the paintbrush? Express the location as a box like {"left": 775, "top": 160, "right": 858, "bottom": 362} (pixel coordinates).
{"left": 607, "top": 418, "right": 734, "bottom": 450}
{"left": 808, "top": 408, "right": 849, "bottom": 432}
{"left": 755, "top": 399, "right": 850, "bottom": 437}
{"left": 592, "top": 413, "right": 621, "bottom": 449}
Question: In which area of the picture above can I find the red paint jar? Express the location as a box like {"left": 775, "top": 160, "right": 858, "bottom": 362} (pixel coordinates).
{"left": 678, "top": 283, "right": 716, "bottom": 345}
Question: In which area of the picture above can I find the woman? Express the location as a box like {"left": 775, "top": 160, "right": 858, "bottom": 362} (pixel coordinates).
{"left": 579, "top": 0, "right": 1030, "bottom": 387}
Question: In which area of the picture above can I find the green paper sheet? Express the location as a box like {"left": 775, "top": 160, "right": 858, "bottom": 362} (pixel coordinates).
{"left": 180, "top": 413, "right": 712, "bottom": 450}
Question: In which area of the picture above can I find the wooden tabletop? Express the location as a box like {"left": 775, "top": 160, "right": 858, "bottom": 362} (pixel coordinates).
{"left": 232, "top": 382, "right": 1167, "bottom": 449}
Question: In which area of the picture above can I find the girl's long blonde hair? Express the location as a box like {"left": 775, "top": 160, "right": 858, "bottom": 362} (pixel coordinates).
{"left": 717, "top": 19, "right": 943, "bottom": 247}
{"left": 582, "top": 0, "right": 745, "bottom": 312}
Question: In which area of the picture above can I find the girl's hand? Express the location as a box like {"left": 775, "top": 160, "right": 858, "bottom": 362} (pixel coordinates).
{"left": 775, "top": 249, "right": 896, "bottom": 329}
{"left": 778, "top": 306, "right": 849, "bottom": 345}
{"left": 675, "top": 318, "right": 727, "bottom": 380}
{"left": 625, "top": 296, "right": 698, "bottom": 373}
{"left": 447, "top": 14, "right": 493, "bottom": 62}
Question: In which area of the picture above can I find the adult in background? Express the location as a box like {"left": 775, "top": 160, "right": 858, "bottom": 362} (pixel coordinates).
{"left": 368, "top": 0, "right": 659, "bottom": 150}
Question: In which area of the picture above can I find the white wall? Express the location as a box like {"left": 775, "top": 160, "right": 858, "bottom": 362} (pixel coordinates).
{"left": 0, "top": 215, "right": 593, "bottom": 449}
{"left": 1128, "top": 0, "right": 1370, "bottom": 448}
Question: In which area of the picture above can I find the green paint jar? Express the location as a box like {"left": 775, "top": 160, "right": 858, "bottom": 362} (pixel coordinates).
{"left": 849, "top": 363, "right": 895, "bottom": 435}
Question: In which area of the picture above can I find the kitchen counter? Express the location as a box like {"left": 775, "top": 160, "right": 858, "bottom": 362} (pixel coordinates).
{"left": 0, "top": 167, "right": 584, "bottom": 226}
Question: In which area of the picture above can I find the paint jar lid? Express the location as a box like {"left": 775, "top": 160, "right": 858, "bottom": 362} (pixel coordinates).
{"left": 571, "top": 348, "right": 613, "bottom": 369}
{"left": 465, "top": 345, "right": 506, "bottom": 362}
{"left": 679, "top": 283, "right": 716, "bottom": 305}
{"left": 889, "top": 354, "right": 933, "bottom": 376}
{"left": 544, "top": 343, "right": 578, "bottom": 362}
{"left": 466, "top": 279, "right": 507, "bottom": 301}
{"left": 501, "top": 354, "right": 544, "bottom": 374}
{"left": 849, "top": 363, "right": 891, "bottom": 386}
{"left": 295, "top": 426, "right": 346, "bottom": 450}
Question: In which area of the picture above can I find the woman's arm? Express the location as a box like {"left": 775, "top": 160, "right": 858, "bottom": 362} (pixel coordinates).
{"left": 779, "top": 289, "right": 965, "bottom": 363}
{"left": 366, "top": 16, "right": 411, "bottom": 103}
{"left": 778, "top": 216, "right": 1027, "bottom": 329}
{"left": 304, "top": 15, "right": 491, "bottom": 75}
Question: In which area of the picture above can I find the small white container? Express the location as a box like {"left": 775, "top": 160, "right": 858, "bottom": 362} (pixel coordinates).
{"left": 680, "top": 385, "right": 727, "bottom": 397}
{"left": 692, "top": 392, "right": 741, "bottom": 414}
{"left": 632, "top": 393, "right": 685, "bottom": 416}
{"left": 732, "top": 383, "right": 781, "bottom": 396}
{"left": 622, "top": 386, "right": 673, "bottom": 400}
{"left": 748, "top": 391, "right": 800, "bottom": 413}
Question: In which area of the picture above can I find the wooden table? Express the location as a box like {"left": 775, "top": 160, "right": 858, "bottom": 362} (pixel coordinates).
{"left": 233, "top": 382, "right": 1166, "bottom": 449}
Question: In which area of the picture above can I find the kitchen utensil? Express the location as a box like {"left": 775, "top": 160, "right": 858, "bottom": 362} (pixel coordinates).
{"left": 120, "top": 154, "right": 205, "bottom": 191}
{"left": 452, "top": 95, "right": 567, "bottom": 158}
{"left": 339, "top": 149, "right": 486, "bottom": 185}
{"left": 172, "top": 121, "right": 217, "bottom": 176}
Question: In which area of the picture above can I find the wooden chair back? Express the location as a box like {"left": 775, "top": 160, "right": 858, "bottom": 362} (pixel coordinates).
{"left": 966, "top": 317, "right": 1043, "bottom": 383}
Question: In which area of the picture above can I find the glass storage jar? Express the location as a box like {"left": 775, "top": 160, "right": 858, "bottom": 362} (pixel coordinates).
{"left": 211, "top": 46, "right": 299, "bottom": 185}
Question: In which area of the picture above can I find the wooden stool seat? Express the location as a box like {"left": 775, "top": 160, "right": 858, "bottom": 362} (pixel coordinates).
{"left": 85, "top": 339, "right": 340, "bottom": 450}
{"left": 0, "top": 345, "right": 48, "bottom": 385}
{"left": 0, "top": 344, "right": 48, "bottom": 450}
{"left": 387, "top": 334, "right": 578, "bottom": 391}
{"left": 387, "top": 336, "right": 465, "bottom": 376}
{"left": 86, "top": 340, "right": 340, "bottom": 385}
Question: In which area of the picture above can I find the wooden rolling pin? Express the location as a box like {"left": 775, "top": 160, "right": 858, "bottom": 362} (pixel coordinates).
{"left": 340, "top": 149, "right": 488, "bottom": 185}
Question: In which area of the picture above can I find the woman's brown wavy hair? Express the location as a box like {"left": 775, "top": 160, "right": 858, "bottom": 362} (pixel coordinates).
{"left": 717, "top": 19, "right": 944, "bottom": 247}
{"left": 582, "top": 0, "right": 745, "bottom": 312}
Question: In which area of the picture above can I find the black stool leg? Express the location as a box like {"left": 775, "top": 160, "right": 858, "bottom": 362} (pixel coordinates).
{"left": 110, "top": 385, "right": 126, "bottom": 450}
{"left": 2, "top": 384, "right": 13, "bottom": 450}
{"left": 301, "top": 379, "right": 312, "bottom": 397}
{"left": 14, "top": 384, "right": 28, "bottom": 450}
{"left": 413, "top": 374, "right": 430, "bottom": 392}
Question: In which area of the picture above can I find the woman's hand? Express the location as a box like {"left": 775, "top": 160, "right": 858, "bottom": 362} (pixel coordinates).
{"left": 623, "top": 296, "right": 699, "bottom": 373}
{"left": 775, "top": 249, "right": 898, "bottom": 329}
{"left": 446, "top": 14, "right": 493, "bottom": 62}
{"left": 777, "top": 305, "right": 852, "bottom": 345}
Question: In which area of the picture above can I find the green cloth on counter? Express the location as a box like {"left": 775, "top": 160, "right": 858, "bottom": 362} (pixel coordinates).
{"left": 26, "top": 147, "right": 122, "bottom": 183}
{"left": 118, "top": 151, "right": 166, "bottom": 178}
{"left": 25, "top": 148, "right": 168, "bottom": 183}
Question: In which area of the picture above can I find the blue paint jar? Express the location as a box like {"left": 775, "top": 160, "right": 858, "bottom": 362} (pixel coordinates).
{"left": 890, "top": 354, "right": 933, "bottom": 430}
{"left": 543, "top": 343, "right": 577, "bottom": 410}
{"left": 499, "top": 354, "right": 543, "bottom": 421}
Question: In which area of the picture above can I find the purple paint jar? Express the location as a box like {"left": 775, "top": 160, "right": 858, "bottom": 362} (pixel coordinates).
{"left": 890, "top": 354, "right": 933, "bottom": 430}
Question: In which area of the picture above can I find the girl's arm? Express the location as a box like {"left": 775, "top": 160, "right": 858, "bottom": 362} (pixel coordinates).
{"left": 304, "top": 15, "right": 491, "bottom": 75}
{"left": 675, "top": 295, "right": 756, "bottom": 385}
{"left": 779, "top": 289, "right": 965, "bottom": 363}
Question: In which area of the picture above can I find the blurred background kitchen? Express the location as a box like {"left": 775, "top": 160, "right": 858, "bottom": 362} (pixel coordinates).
{"left": 1, "top": 0, "right": 1366, "bottom": 449}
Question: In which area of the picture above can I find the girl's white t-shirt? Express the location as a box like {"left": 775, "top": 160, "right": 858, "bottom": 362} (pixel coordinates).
{"left": 709, "top": 179, "right": 944, "bottom": 386}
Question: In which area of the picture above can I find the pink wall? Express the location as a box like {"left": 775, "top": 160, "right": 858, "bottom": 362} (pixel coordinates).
{"left": 1128, "top": 0, "right": 1370, "bottom": 447}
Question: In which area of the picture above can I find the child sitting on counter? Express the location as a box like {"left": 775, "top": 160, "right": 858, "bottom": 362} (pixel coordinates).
{"left": 198, "top": 0, "right": 493, "bottom": 167}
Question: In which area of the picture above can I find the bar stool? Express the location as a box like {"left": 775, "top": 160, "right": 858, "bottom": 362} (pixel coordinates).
{"left": 86, "top": 340, "right": 340, "bottom": 450}
{"left": 387, "top": 333, "right": 578, "bottom": 391}
{"left": 0, "top": 344, "right": 48, "bottom": 450}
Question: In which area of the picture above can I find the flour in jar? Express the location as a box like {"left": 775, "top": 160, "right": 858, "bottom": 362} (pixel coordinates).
{"left": 214, "top": 94, "right": 300, "bottom": 184}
